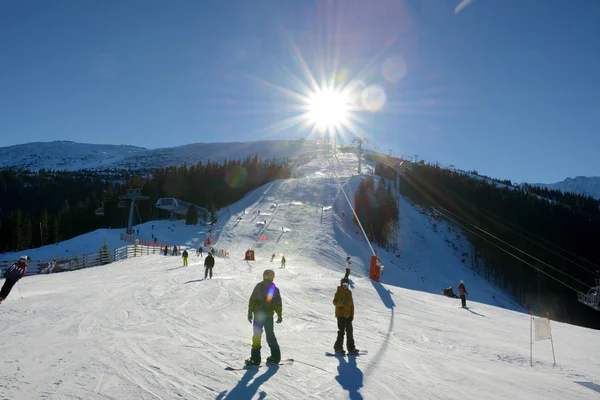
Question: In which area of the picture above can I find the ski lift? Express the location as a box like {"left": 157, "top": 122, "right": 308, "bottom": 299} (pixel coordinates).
{"left": 117, "top": 200, "right": 126, "bottom": 208}
{"left": 577, "top": 278, "right": 600, "bottom": 311}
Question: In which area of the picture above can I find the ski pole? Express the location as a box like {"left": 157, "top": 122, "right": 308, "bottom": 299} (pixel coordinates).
{"left": 17, "top": 281, "right": 22, "bottom": 298}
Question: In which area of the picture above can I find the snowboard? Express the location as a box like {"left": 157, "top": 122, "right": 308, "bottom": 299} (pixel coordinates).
{"left": 325, "top": 350, "right": 368, "bottom": 357}
{"left": 225, "top": 358, "right": 294, "bottom": 371}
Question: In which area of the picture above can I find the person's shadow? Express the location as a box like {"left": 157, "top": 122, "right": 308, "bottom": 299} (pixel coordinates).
{"left": 216, "top": 365, "right": 279, "bottom": 400}
{"left": 335, "top": 356, "right": 364, "bottom": 400}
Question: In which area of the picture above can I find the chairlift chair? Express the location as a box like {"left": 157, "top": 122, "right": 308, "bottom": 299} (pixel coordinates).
{"left": 577, "top": 278, "right": 600, "bottom": 311}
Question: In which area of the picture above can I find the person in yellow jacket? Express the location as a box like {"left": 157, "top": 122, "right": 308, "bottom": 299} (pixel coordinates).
{"left": 333, "top": 278, "right": 359, "bottom": 354}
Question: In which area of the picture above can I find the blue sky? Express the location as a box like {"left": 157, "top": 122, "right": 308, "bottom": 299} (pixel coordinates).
{"left": 1, "top": 0, "right": 599, "bottom": 183}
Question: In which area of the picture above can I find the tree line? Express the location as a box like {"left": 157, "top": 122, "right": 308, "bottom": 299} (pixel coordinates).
{"left": 390, "top": 161, "right": 600, "bottom": 329}
{"left": 0, "top": 155, "right": 291, "bottom": 253}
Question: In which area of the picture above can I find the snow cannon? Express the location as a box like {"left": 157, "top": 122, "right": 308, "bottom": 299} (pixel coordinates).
{"left": 369, "top": 256, "right": 382, "bottom": 283}
{"left": 245, "top": 249, "right": 255, "bottom": 261}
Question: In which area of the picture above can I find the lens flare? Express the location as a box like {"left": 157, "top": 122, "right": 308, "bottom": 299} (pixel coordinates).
{"left": 266, "top": 283, "right": 276, "bottom": 303}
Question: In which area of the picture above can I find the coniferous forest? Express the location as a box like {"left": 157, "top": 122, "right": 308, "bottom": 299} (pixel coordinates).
{"left": 389, "top": 161, "right": 600, "bottom": 329}
{"left": 0, "top": 155, "right": 290, "bottom": 253}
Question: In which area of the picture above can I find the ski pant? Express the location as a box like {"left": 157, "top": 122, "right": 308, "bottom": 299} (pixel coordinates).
{"left": 344, "top": 268, "right": 351, "bottom": 279}
{"left": 204, "top": 266, "right": 213, "bottom": 279}
{"left": 183, "top": 257, "right": 188, "bottom": 266}
{"left": 0, "top": 278, "right": 17, "bottom": 300}
{"left": 460, "top": 295, "right": 467, "bottom": 308}
{"left": 334, "top": 317, "right": 355, "bottom": 352}
{"left": 250, "top": 311, "right": 280, "bottom": 363}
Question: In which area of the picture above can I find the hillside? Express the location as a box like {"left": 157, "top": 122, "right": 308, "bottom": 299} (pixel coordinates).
{"left": 0, "top": 140, "right": 323, "bottom": 171}
{"left": 1, "top": 151, "right": 598, "bottom": 399}
{"left": 531, "top": 176, "right": 600, "bottom": 200}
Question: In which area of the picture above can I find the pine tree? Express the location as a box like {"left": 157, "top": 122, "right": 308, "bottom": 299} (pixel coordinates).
{"left": 210, "top": 203, "right": 218, "bottom": 226}
{"left": 98, "top": 238, "right": 111, "bottom": 265}
{"left": 186, "top": 205, "right": 198, "bottom": 225}
{"left": 41, "top": 208, "right": 50, "bottom": 246}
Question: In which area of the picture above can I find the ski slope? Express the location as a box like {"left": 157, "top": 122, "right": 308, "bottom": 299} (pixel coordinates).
{"left": 1, "top": 152, "right": 598, "bottom": 400}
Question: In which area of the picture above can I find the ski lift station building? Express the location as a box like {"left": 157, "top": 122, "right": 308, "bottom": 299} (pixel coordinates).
{"left": 155, "top": 198, "right": 209, "bottom": 221}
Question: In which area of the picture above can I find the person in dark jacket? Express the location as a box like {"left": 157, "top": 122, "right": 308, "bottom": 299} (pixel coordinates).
{"left": 204, "top": 253, "right": 215, "bottom": 279}
{"left": 0, "top": 255, "right": 28, "bottom": 303}
{"left": 443, "top": 286, "right": 459, "bottom": 298}
{"left": 458, "top": 280, "right": 468, "bottom": 308}
{"left": 246, "top": 269, "right": 283, "bottom": 366}
{"left": 182, "top": 249, "right": 189, "bottom": 266}
{"left": 333, "top": 277, "right": 359, "bottom": 354}
{"left": 164, "top": 245, "right": 168, "bottom": 256}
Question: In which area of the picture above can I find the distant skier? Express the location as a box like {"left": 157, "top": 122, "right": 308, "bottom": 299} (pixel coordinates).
{"left": 0, "top": 255, "right": 28, "bottom": 303}
{"left": 458, "top": 280, "right": 468, "bottom": 308}
{"left": 173, "top": 245, "right": 178, "bottom": 256}
{"left": 246, "top": 269, "right": 283, "bottom": 366}
{"left": 211, "top": 248, "right": 216, "bottom": 256}
{"left": 344, "top": 257, "right": 351, "bottom": 279}
{"left": 197, "top": 246, "right": 203, "bottom": 257}
{"left": 333, "top": 278, "right": 359, "bottom": 355}
{"left": 204, "top": 252, "right": 215, "bottom": 279}
{"left": 280, "top": 255, "right": 286, "bottom": 269}
{"left": 270, "top": 253, "right": 276, "bottom": 262}
{"left": 443, "top": 286, "right": 459, "bottom": 299}
{"left": 182, "top": 249, "right": 189, "bottom": 266}
{"left": 164, "top": 245, "right": 168, "bottom": 256}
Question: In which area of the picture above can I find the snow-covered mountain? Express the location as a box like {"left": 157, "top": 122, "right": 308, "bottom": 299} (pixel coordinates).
{"left": 531, "top": 176, "right": 600, "bottom": 200}
{"left": 0, "top": 140, "right": 323, "bottom": 171}
{"left": 1, "top": 152, "right": 598, "bottom": 399}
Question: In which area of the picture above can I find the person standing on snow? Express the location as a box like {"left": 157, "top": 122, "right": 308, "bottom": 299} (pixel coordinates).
{"left": 344, "top": 257, "right": 351, "bottom": 279}
{"left": 246, "top": 269, "right": 283, "bottom": 366}
{"left": 0, "top": 255, "right": 28, "bottom": 303}
{"left": 197, "top": 246, "right": 203, "bottom": 257}
{"left": 333, "top": 277, "right": 359, "bottom": 355}
{"left": 182, "top": 249, "right": 189, "bottom": 266}
{"left": 204, "top": 252, "right": 215, "bottom": 279}
{"left": 280, "top": 255, "right": 286, "bottom": 269}
{"left": 173, "top": 245, "right": 178, "bottom": 256}
{"left": 458, "top": 280, "right": 468, "bottom": 308}
{"left": 164, "top": 245, "right": 168, "bottom": 256}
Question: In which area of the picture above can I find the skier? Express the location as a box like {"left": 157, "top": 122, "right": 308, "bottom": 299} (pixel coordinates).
{"left": 246, "top": 269, "right": 282, "bottom": 366}
{"left": 182, "top": 249, "right": 189, "bottom": 266}
{"left": 211, "top": 248, "right": 216, "bottom": 256}
{"left": 0, "top": 255, "right": 28, "bottom": 303}
{"left": 173, "top": 245, "right": 178, "bottom": 256}
{"left": 270, "top": 253, "right": 276, "bottom": 262}
{"left": 204, "top": 252, "right": 215, "bottom": 279}
{"left": 443, "top": 286, "right": 459, "bottom": 299}
{"left": 458, "top": 280, "right": 468, "bottom": 308}
{"left": 344, "top": 256, "right": 351, "bottom": 279}
{"left": 197, "top": 246, "right": 203, "bottom": 257}
{"left": 333, "top": 277, "right": 359, "bottom": 355}
{"left": 280, "top": 255, "right": 286, "bottom": 269}
{"left": 164, "top": 245, "right": 168, "bottom": 256}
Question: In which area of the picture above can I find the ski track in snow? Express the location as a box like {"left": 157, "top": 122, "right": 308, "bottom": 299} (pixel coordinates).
{"left": 0, "top": 151, "right": 598, "bottom": 399}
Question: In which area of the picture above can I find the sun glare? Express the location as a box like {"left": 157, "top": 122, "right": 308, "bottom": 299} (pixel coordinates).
{"left": 306, "top": 88, "right": 350, "bottom": 132}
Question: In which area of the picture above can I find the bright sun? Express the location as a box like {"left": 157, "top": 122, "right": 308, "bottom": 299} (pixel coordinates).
{"left": 306, "top": 88, "right": 350, "bottom": 133}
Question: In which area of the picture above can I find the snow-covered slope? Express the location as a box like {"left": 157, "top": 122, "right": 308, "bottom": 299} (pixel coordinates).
{"left": 1, "top": 152, "right": 598, "bottom": 399}
{"left": 531, "top": 176, "right": 600, "bottom": 200}
{"left": 0, "top": 140, "right": 324, "bottom": 171}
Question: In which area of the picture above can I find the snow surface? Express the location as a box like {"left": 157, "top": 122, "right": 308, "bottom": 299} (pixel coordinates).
{"left": 0, "top": 140, "right": 326, "bottom": 171}
{"left": 1, "top": 152, "right": 598, "bottom": 399}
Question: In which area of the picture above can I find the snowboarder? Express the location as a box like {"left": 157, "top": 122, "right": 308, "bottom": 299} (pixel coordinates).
{"left": 270, "top": 253, "right": 276, "bottom": 262}
{"left": 246, "top": 269, "right": 283, "bottom": 366}
{"left": 0, "top": 255, "right": 28, "bottom": 303}
{"left": 280, "top": 255, "right": 286, "bottom": 269}
{"left": 443, "top": 286, "right": 459, "bottom": 298}
{"left": 333, "top": 277, "right": 359, "bottom": 355}
{"left": 182, "top": 249, "right": 189, "bottom": 266}
{"left": 164, "top": 245, "right": 168, "bottom": 256}
{"left": 344, "top": 257, "right": 351, "bottom": 279}
{"left": 204, "top": 252, "right": 215, "bottom": 279}
{"left": 458, "top": 280, "right": 468, "bottom": 308}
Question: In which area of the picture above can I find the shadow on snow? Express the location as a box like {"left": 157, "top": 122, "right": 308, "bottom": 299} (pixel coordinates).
{"left": 217, "top": 365, "right": 279, "bottom": 400}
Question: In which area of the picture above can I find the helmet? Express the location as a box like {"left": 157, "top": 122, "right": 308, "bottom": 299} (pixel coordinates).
{"left": 19, "top": 255, "right": 27, "bottom": 261}
{"left": 263, "top": 269, "right": 275, "bottom": 281}
{"left": 340, "top": 278, "right": 350, "bottom": 286}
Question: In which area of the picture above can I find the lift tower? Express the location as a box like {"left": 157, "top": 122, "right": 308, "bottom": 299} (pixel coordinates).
{"left": 119, "top": 189, "right": 149, "bottom": 234}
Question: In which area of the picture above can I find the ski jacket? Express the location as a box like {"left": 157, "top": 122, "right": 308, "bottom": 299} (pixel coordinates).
{"left": 5, "top": 260, "right": 28, "bottom": 282}
{"left": 346, "top": 260, "right": 351, "bottom": 271}
{"left": 458, "top": 282, "right": 468, "bottom": 296}
{"left": 248, "top": 280, "right": 282, "bottom": 318}
{"left": 333, "top": 287, "right": 354, "bottom": 319}
{"left": 204, "top": 254, "right": 215, "bottom": 268}
{"left": 182, "top": 250, "right": 188, "bottom": 258}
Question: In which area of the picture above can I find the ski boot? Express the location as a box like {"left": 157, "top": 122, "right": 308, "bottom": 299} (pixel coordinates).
{"left": 334, "top": 348, "right": 346, "bottom": 355}
{"left": 347, "top": 348, "right": 360, "bottom": 355}
{"left": 266, "top": 356, "right": 280, "bottom": 365}
{"left": 245, "top": 359, "right": 260, "bottom": 367}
